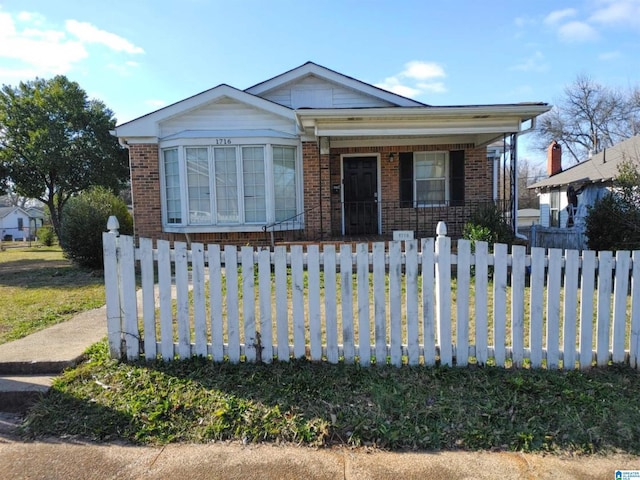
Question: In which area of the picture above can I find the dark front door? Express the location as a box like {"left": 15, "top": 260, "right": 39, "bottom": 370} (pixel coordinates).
{"left": 343, "top": 156, "right": 378, "bottom": 235}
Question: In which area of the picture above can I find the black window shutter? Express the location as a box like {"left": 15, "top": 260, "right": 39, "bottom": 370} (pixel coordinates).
{"left": 399, "top": 152, "right": 413, "bottom": 207}
{"left": 449, "top": 150, "right": 465, "bottom": 206}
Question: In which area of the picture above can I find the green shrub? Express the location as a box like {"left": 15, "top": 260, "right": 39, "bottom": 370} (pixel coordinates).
{"left": 585, "top": 193, "right": 640, "bottom": 251}
{"left": 463, "top": 203, "right": 514, "bottom": 246}
{"left": 37, "top": 225, "right": 56, "bottom": 246}
{"left": 59, "top": 187, "right": 133, "bottom": 269}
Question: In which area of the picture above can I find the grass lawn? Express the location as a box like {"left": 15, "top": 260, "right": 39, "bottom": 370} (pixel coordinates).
{"left": 0, "top": 245, "right": 105, "bottom": 344}
{"left": 21, "top": 340, "right": 640, "bottom": 453}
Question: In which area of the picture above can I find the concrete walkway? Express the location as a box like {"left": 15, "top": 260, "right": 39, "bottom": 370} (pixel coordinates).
{"left": 0, "top": 307, "right": 638, "bottom": 479}
{"left": 0, "top": 306, "right": 107, "bottom": 411}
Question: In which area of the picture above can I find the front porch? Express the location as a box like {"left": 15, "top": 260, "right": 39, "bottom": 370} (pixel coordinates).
{"left": 264, "top": 199, "right": 511, "bottom": 247}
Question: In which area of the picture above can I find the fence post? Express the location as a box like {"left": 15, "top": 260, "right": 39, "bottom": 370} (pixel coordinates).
{"left": 103, "top": 216, "right": 123, "bottom": 359}
{"left": 435, "top": 221, "right": 452, "bottom": 366}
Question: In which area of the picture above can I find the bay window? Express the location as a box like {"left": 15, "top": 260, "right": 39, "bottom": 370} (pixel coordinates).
{"left": 160, "top": 141, "right": 300, "bottom": 231}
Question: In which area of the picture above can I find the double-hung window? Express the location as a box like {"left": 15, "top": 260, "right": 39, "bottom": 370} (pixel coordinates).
{"left": 399, "top": 150, "right": 465, "bottom": 207}
{"left": 160, "top": 142, "right": 299, "bottom": 231}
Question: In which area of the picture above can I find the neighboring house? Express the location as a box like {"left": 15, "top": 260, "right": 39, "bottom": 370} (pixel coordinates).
{"left": 0, "top": 206, "right": 31, "bottom": 241}
{"left": 529, "top": 135, "right": 640, "bottom": 228}
{"left": 114, "top": 62, "right": 550, "bottom": 245}
{"left": 25, "top": 207, "right": 46, "bottom": 237}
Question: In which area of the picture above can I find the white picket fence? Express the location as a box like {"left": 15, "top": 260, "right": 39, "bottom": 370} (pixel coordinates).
{"left": 102, "top": 222, "right": 640, "bottom": 369}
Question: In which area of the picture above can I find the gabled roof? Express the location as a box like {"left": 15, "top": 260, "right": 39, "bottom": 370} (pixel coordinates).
{"left": 529, "top": 135, "right": 640, "bottom": 190}
{"left": 115, "top": 84, "right": 296, "bottom": 138}
{"left": 0, "top": 206, "right": 30, "bottom": 219}
{"left": 245, "top": 61, "right": 425, "bottom": 108}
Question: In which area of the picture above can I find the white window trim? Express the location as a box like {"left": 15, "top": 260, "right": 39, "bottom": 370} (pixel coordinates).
{"left": 414, "top": 151, "right": 449, "bottom": 207}
{"left": 159, "top": 138, "right": 302, "bottom": 233}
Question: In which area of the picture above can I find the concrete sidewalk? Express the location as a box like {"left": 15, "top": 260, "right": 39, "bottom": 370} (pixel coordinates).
{"left": 0, "top": 306, "right": 107, "bottom": 411}
{"left": 0, "top": 437, "right": 637, "bottom": 480}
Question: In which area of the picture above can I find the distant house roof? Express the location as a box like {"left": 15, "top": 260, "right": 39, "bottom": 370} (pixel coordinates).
{"left": 529, "top": 135, "right": 640, "bottom": 190}
{"left": 0, "top": 206, "right": 30, "bottom": 219}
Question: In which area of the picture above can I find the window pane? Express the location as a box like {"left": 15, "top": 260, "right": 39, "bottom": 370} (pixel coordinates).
{"left": 186, "top": 147, "right": 211, "bottom": 224}
{"left": 163, "top": 149, "right": 182, "bottom": 223}
{"left": 242, "top": 147, "right": 266, "bottom": 223}
{"left": 415, "top": 152, "right": 447, "bottom": 205}
{"left": 273, "top": 146, "right": 297, "bottom": 221}
{"left": 214, "top": 147, "right": 239, "bottom": 223}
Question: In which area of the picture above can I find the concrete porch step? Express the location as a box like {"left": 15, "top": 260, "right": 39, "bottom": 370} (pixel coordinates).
{"left": 0, "top": 375, "right": 53, "bottom": 413}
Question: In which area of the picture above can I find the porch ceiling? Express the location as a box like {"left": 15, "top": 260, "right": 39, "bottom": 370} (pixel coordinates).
{"left": 296, "top": 104, "right": 550, "bottom": 141}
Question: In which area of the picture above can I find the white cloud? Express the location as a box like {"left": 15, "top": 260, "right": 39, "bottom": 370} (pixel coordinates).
{"left": 375, "top": 61, "right": 447, "bottom": 99}
{"left": 557, "top": 21, "right": 599, "bottom": 42}
{"left": 403, "top": 61, "right": 445, "bottom": 81}
{"left": 510, "top": 51, "right": 549, "bottom": 73}
{"left": 417, "top": 82, "right": 447, "bottom": 94}
{"left": 65, "top": 20, "right": 144, "bottom": 54}
{"left": 0, "top": 9, "right": 144, "bottom": 84}
{"left": 590, "top": 0, "right": 640, "bottom": 27}
{"left": 544, "top": 8, "right": 577, "bottom": 25}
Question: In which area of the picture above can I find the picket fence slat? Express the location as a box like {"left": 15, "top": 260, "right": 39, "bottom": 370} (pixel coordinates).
{"left": 209, "top": 245, "right": 224, "bottom": 362}
{"left": 102, "top": 233, "right": 121, "bottom": 358}
{"left": 579, "top": 251, "right": 596, "bottom": 369}
{"left": 421, "top": 238, "right": 436, "bottom": 366}
{"left": 493, "top": 243, "right": 507, "bottom": 367}
{"left": 157, "top": 240, "right": 173, "bottom": 361}
{"left": 562, "top": 249, "right": 579, "bottom": 369}
{"left": 596, "top": 251, "right": 613, "bottom": 367}
{"left": 225, "top": 245, "right": 240, "bottom": 363}
{"left": 242, "top": 246, "right": 256, "bottom": 363}
{"left": 456, "top": 240, "right": 471, "bottom": 366}
{"left": 373, "top": 242, "right": 386, "bottom": 364}
{"left": 612, "top": 251, "right": 630, "bottom": 363}
{"left": 103, "top": 222, "right": 640, "bottom": 370}
{"left": 405, "top": 240, "right": 419, "bottom": 366}
{"left": 546, "top": 248, "right": 562, "bottom": 369}
{"left": 258, "top": 248, "right": 272, "bottom": 363}
{"left": 341, "top": 244, "right": 355, "bottom": 364}
{"left": 631, "top": 251, "right": 640, "bottom": 368}
{"left": 275, "top": 246, "right": 289, "bottom": 361}
{"left": 511, "top": 245, "right": 526, "bottom": 368}
{"left": 474, "top": 241, "right": 489, "bottom": 366}
{"left": 292, "top": 245, "right": 306, "bottom": 360}
{"left": 389, "top": 241, "right": 402, "bottom": 367}
{"left": 436, "top": 228, "right": 452, "bottom": 366}
{"left": 307, "top": 246, "right": 322, "bottom": 361}
{"left": 357, "top": 243, "right": 371, "bottom": 366}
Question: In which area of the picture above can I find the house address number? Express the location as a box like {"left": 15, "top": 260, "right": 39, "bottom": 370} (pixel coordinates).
{"left": 215, "top": 138, "right": 232, "bottom": 145}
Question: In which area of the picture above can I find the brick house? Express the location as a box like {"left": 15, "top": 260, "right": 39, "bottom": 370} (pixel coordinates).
{"left": 114, "top": 62, "right": 550, "bottom": 245}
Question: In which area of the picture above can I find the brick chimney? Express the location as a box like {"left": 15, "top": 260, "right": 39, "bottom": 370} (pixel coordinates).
{"left": 547, "top": 141, "right": 562, "bottom": 176}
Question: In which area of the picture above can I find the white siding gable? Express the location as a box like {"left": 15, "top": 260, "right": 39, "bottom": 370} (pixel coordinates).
{"left": 258, "top": 74, "right": 395, "bottom": 109}
{"left": 160, "top": 97, "right": 297, "bottom": 138}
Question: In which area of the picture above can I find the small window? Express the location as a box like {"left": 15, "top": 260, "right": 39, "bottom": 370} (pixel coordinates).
{"left": 550, "top": 189, "right": 560, "bottom": 227}
{"left": 163, "top": 148, "right": 182, "bottom": 223}
{"left": 399, "top": 150, "right": 465, "bottom": 207}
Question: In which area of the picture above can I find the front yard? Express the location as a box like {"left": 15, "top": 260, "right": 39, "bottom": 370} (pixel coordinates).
{"left": 0, "top": 246, "right": 104, "bottom": 344}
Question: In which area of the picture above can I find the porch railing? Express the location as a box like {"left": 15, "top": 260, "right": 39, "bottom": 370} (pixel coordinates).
{"left": 262, "top": 200, "right": 511, "bottom": 244}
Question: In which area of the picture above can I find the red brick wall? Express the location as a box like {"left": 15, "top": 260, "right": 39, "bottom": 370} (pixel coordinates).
{"left": 128, "top": 144, "right": 164, "bottom": 241}
{"left": 129, "top": 141, "right": 492, "bottom": 245}
{"left": 327, "top": 143, "right": 492, "bottom": 237}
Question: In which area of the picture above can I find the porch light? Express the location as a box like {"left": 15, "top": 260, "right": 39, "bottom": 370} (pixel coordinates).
{"left": 388, "top": 152, "right": 395, "bottom": 162}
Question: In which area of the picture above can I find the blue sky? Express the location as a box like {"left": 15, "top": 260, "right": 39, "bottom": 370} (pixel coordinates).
{"left": 1, "top": 0, "right": 640, "bottom": 165}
